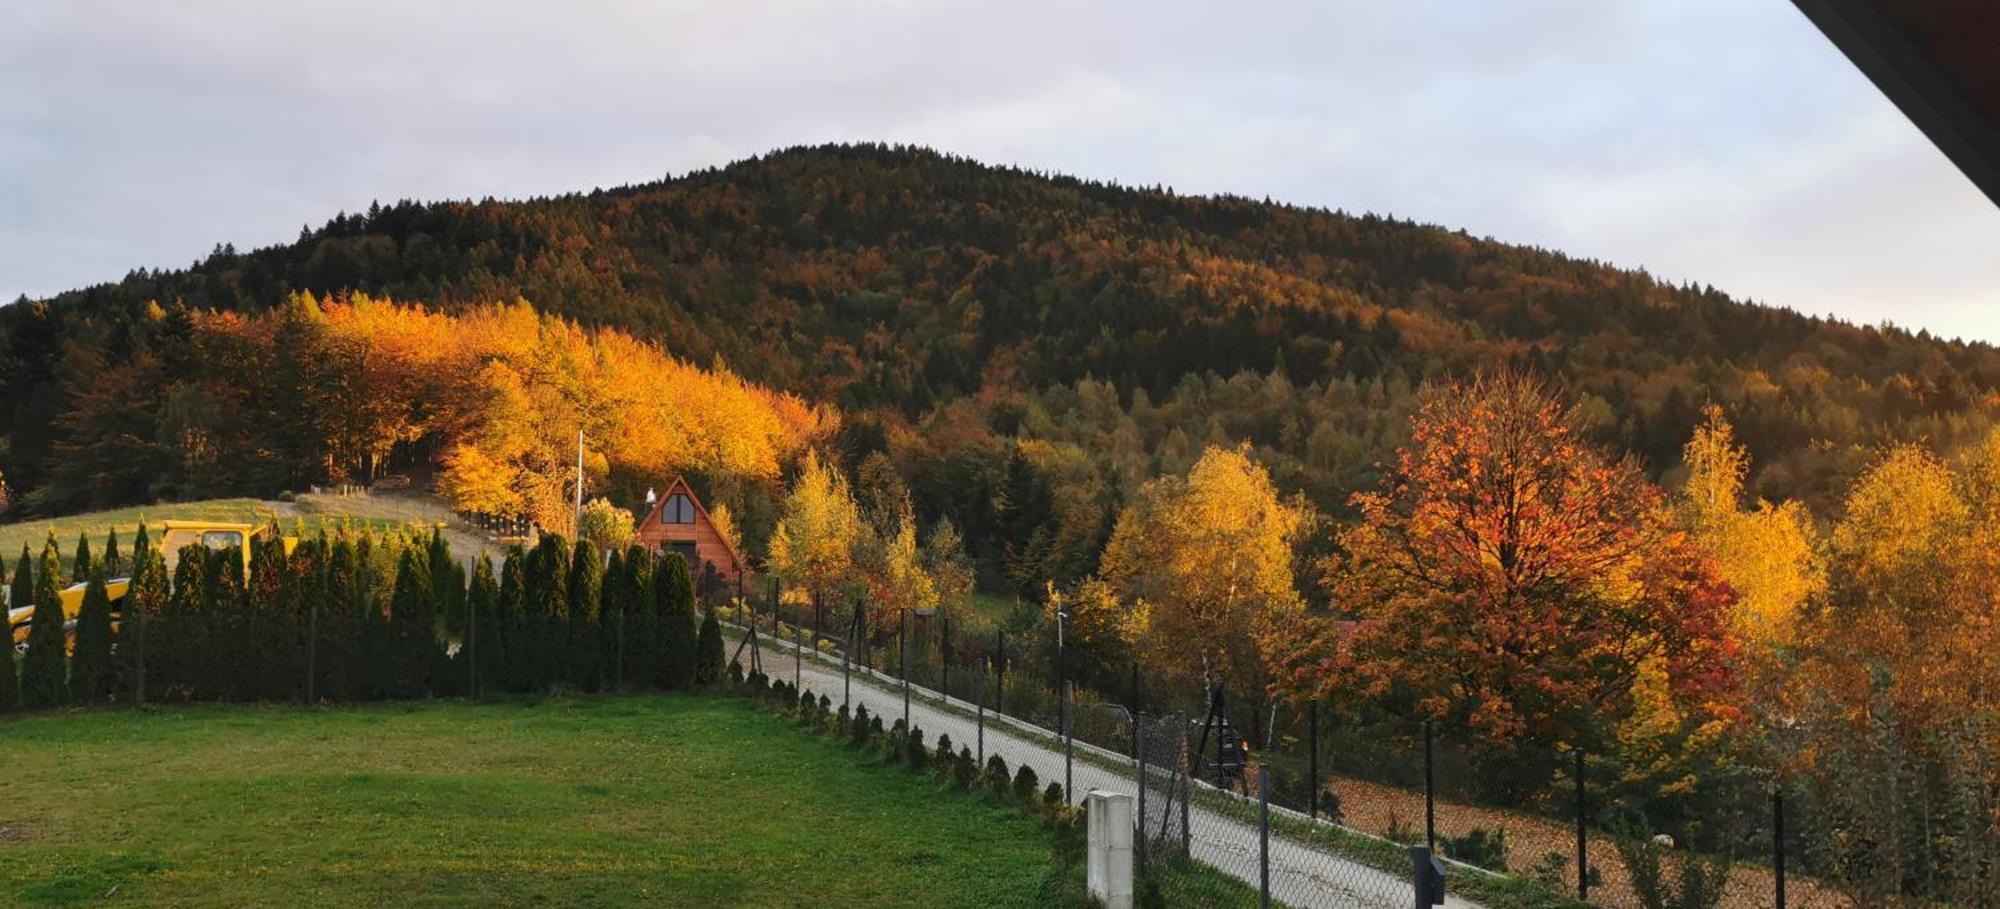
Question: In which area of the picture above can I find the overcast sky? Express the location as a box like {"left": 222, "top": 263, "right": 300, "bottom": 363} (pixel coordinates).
{"left": 4, "top": 1, "right": 1997, "bottom": 342}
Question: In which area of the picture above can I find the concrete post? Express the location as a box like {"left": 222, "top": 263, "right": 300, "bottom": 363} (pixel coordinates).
{"left": 1086, "top": 790, "right": 1135, "bottom": 909}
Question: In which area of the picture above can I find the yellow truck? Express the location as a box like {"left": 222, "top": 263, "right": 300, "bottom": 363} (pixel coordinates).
{"left": 7, "top": 521, "right": 296, "bottom": 655}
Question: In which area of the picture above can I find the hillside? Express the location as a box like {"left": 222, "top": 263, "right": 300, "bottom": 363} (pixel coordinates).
{"left": 6, "top": 143, "right": 1997, "bottom": 590}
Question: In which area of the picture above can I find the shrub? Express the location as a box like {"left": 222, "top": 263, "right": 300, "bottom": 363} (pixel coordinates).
{"left": 1615, "top": 834, "right": 1729, "bottom": 909}
{"left": 984, "top": 755, "right": 1012, "bottom": 797}
{"left": 905, "top": 726, "right": 927, "bottom": 771}
{"left": 953, "top": 747, "right": 978, "bottom": 790}
{"left": 1315, "top": 788, "right": 1345, "bottom": 824}
{"left": 835, "top": 703, "right": 851, "bottom": 737}
{"left": 1441, "top": 826, "right": 1509, "bottom": 872}
{"left": 850, "top": 704, "right": 872, "bottom": 744}
{"left": 1012, "top": 764, "right": 1041, "bottom": 804}
{"left": 1042, "top": 781, "right": 1065, "bottom": 813}
{"left": 728, "top": 660, "right": 745, "bottom": 686}
{"left": 1138, "top": 877, "right": 1167, "bottom": 909}
{"left": 694, "top": 605, "right": 724, "bottom": 684}
{"left": 935, "top": 733, "right": 954, "bottom": 762}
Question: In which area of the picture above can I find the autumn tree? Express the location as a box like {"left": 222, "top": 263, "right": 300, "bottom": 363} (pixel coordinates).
{"left": 1675, "top": 406, "right": 1822, "bottom": 644}
{"left": 1287, "top": 375, "right": 1736, "bottom": 747}
{"left": 1099, "top": 444, "right": 1307, "bottom": 709}
{"left": 21, "top": 533, "right": 68, "bottom": 707}
{"left": 768, "top": 450, "right": 864, "bottom": 611}
{"left": 576, "top": 498, "right": 636, "bottom": 556}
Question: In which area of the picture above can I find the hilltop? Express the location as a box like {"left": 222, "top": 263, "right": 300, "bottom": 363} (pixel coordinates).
{"left": 5, "top": 143, "right": 1996, "bottom": 584}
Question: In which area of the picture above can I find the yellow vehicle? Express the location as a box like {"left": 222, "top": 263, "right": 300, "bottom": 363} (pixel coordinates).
{"left": 7, "top": 521, "right": 296, "bottom": 655}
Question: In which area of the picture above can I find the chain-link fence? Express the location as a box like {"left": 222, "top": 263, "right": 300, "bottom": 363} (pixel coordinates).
{"left": 719, "top": 585, "right": 1908, "bottom": 909}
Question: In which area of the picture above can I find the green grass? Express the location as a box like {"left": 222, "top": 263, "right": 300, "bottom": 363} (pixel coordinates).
{"left": 0, "top": 695, "right": 1069, "bottom": 907}
{"left": 0, "top": 492, "right": 500, "bottom": 577}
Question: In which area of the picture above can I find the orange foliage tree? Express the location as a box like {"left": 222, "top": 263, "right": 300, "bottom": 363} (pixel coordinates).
{"left": 1273, "top": 374, "right": 1738, "bottom": 747}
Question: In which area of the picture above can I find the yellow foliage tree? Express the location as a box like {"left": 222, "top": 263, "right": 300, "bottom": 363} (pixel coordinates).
{"left": 1676, "top": 406, "right": 1823, "bottom": 644}
{"left": 1098, "top": 444, "right": 1306, "bottom": 700}
{"left": 767, "top": 450, "right": 865, "bottom": 609}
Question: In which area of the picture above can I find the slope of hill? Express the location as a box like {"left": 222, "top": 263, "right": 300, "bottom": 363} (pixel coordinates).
{"left": 5, "top": 143, "right": 1996, "bottom": 588}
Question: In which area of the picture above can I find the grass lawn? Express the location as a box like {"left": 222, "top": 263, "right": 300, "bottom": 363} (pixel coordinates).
{"left": 0, "top": 695, "right": 1069, "bottom": 907}
{"left": 0, "top": 492, "right": 500, "bottom": 577}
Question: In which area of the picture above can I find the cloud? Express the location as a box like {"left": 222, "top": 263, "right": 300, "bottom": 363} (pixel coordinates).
{"left": 2, "top": 0, "right": 1994, "bottom": 340}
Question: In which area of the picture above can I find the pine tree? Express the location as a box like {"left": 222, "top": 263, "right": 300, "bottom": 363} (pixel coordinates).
{"left": 0, "top": 548, "right": 21, "bottom": 711}
{"left": 423, "top": 531, "right": 461, "bottom": 695}
{"left": 161, "top": 544, "right": 211, "bottom": 698}
{"left": 695, "top": 604, "right": 724, "bottom": 685}
{"left": 115, "top": 525, "right": 166, "bottom": 704}
{"left": 21, "top": 533, "right": 69, "bottom": 707}
{"left": 524, "top": 535, "right": 568, "bottom": 690}
{"left": 207, "top": 547, "right": 250, "bottom": 699}
{"left": 497, "top": 548, "right": 528, "bottom": 692}
{"left": 622, "top": 546, "right": 657, "bottom": 690}
{"left": 388, "top": 546, "right": 434, "bottom": 698}
{"left": 598, "top": 549, "right": 627, "bottom": 690}
{"left": 70, "top": 563, "right": 115, "bottom": 703}
{"left": 323, "top": 534, "right": 362, "bottom": 701}
{"left": 655, "top": 553, "right": 697, "bottom": 689}
{"left": 567, "top": 539, "right": 602, "bottom": 690}
{"left": 466, "top": 554, "right": 499, "bottom": 696}
{"left": 101, "top": 528, "right": 122, "bottom": 578}
{"left": 71, "top": 531, "right": 93, "bottom": 584}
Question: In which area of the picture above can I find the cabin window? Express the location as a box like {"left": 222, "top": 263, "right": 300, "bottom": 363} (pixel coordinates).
{"left": 201, "top": 530, "right": 245, "bottom": 551}
{"left": 663, "top": 493, "right": 696, "bottom": 524}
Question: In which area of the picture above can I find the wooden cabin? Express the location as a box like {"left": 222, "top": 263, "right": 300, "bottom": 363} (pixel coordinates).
{"left": 634, "top": 476, "right": 744, "bottom": 586}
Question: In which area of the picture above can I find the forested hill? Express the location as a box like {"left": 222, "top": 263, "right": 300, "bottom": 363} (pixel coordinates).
{"left": 7, "top": 143, "right": 1998, "bottom": 547}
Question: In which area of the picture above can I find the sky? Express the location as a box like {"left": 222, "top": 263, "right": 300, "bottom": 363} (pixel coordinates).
{"left": 4, "top": 0, "right": 1997, "bottom": 342}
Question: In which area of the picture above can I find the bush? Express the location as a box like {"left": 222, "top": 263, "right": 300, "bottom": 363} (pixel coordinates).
{"left": 905, "top": 726, "right": 927, "bottom": 771}
{"left": 953, "top": 747, "right": 978, "bottom": 790}
{"left": 984, "top": 755, "right": 1012, "bottom": 797}
{"left": 1012, "top": 764, "right": 1040, "bottom": 804}
{"left": 935, "top": 733, "right": 954, "bottom": 762}
{"left": 1042, "top": 781, "right": 1065, "bottom": 813}
{"left": 1441, "top": 826, "right": 1509, "bottom": 872}
{"left": 835, "top": 704, "right": 851, "bottom": 736}
{"left": 850, "top": 704, "right": 872, "bottom": 744}
{"left": 1315, "top": 788, "right": 1345, "bottom": 824}
{"left": 728, "top": 659, "right": 745, "bottom": 686}
{"left": 1614, "top": 834, "right": 1729, "bottom": 909}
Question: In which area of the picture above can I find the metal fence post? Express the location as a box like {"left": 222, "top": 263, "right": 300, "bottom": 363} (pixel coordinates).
{"left": 976, "top": 665, "right": 986, "bottom": 765}
{"left": 900, "top": 608, "right": 910, "bottom": 728}
{"left": 843, "top": 600, "right": 857, "bottom": 711}
{"left": 941, "top": 614, "right": 950, "bottom": 698}
{"left": 1576, "top": 747, "right": 1589, "bottom": 902}
{"left": 1259, "top": 763, "right": 1271, "bottom": 909}
{"left": 1130, "top": 660, "right": 1140, "bottom": 759}
{"left": 1774, "top": 787, "right": 1787, "bottom": 909}
{"left": 996, "top": 629, "right": 1006, "bottom": 715}
{"left": 1424, "top": 719, "right": 1436, "bottom": 850}
{"left": 1065, "top": 681, "right": 1075, "bottom": 804}
{"left": 1308, "top": 701, "right": 1319, "bottom": 819}
{"left": 1136, "top": 722, "right": 1149, "bottom": 874}
{"left": 996, "top": 628, "right": 1008, "bottom": 712}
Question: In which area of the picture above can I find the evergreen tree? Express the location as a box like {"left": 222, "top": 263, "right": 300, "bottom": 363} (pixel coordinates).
{"left": 388, "top": 546, "right": 434, "bottom": 698}
{"left": 524, "top": 535, "right": 568, "bottom": 689}
{"left": 101, "top": 528, "right": 122, "bottom": 578}
{"left": 71, "top": 531, "right": 92, "bottom": 584}
{"left": 423, "top": 531, "right": 461, "bottom": 695}
{"left": 70, "top": 563, "right": 115, "bottom": 703}
{"left": 567, "top": 539, "right": 602, "bottom": 690}
{"left": 497, "top": 548, "right": 528, "bottom": 692}
{"left": 0, "top": 548, "right": 20, "bottom": 711}
{"left": 323, "top": 534, "right": 362, "bottom": 701}
{"left": 160, "top": 544, "right": 211, "bottom": 698}
{"left": 622, "top": 546, "right": 657, "bottom": 690}
{"left": 655, "top": 553, "right": 697, "bottom": 689}
{"left": 207, "top": 547, "right": 250, "bottom": 699}
{"left": 695, "top": 603, "right": 724, "bottom": 685}
{"left": 115, "top": 525, "right": 166, "bottom": 703}
{"left": 466, "top": 554, "right": 499, "bottom": 696}
{"left": 21, "top": 534, "right": 68, "bottom": 707}
{"left": 598, "top": 549, "right": 627, "bottom": 689}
